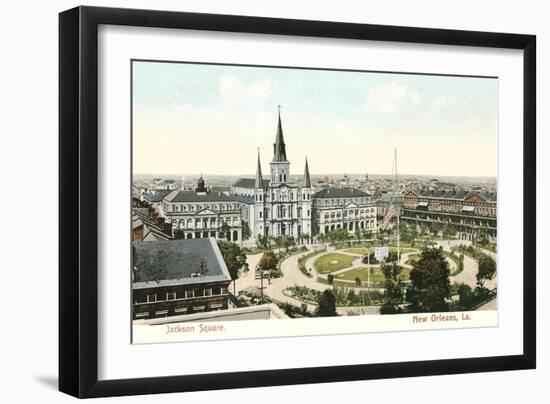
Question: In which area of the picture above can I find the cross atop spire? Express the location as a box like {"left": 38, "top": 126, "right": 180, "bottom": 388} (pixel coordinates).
{"left": 273, "top": 106, "right": 287, "bottom": 162}
{"left": 255, "top": 147, "right": 263, "bottom": 188}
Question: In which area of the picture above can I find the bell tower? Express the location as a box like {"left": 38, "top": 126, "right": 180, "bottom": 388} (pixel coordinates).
{"left": 270, "top": 105, "right": 290, "bottom": 184}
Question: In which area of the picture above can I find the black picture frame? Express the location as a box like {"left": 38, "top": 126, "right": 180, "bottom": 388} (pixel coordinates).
{"left": 59, "top": 5, "right": 536, "bottom": 398}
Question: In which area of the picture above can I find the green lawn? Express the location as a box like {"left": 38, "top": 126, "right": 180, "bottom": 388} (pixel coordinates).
{"left": 343, "top": 247, "right": 373, "bottom": 255}
{"left": 343, "top": 247, "right": 416, "bottom": 256}
{"left": 405, "top": 253, "right": 421, "bottom": 265}
{"left": 335, "top": 266, "right": 411, "bottom": 283}
{"left": 314, "top": 253, "right": 356, "bottom": 274}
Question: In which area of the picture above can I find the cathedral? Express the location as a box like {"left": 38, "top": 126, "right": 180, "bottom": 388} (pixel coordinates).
{"left": 233, "top": 109, "right": 313, "bottom": 241}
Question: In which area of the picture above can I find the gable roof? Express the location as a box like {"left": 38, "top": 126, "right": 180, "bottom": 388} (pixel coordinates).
{"left": 142, "top": 189, "right": 172, "bottom": 203}
{"left": 233, "top": 178, "right": 270, "bottom": 189}
{"left": 164, "top": 189, "right": 234, "bottom": 203}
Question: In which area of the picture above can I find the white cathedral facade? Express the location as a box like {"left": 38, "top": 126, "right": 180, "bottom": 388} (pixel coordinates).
{"left": 233, "top": 110, "right": 313, "bottom": 241}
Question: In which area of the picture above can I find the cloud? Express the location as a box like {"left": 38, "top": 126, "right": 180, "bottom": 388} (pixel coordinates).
{"left": 365, "top": 82, "right": 421, "bottom": 113}
{"left": 432, "top": 94, "right": 459, "bottom": 110}
{"left": 217, "top": 75, "right": 275, "bottom": 107}
{"left": 247, "top": 79, "right": 274, "bottom": 99}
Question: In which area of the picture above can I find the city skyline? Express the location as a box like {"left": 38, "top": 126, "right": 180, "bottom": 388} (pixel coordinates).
{"left": 132, "top": 61, "right": 498, "bottom": 177}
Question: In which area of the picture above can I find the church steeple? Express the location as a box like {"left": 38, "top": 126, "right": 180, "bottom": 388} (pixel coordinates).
{"left": 272, "top": 105, "right": 287, "bottom": 162}
{"left": 303, "top": 157, "right": 311, "bottom": 188}
{"left": 255, "top": 148, "right": 263, "bottom": 188}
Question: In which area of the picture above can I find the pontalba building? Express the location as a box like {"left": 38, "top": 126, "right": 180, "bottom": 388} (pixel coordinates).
{"left": 233, "top": 110, "right": 313, "bottom": 242}
{"left": 401, "top": 189, "right": 497, "bottom": 241}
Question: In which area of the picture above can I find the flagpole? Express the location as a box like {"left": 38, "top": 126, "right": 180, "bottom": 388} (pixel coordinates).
{"left": 395, "top": 148, "right": 400, "bottom": 264}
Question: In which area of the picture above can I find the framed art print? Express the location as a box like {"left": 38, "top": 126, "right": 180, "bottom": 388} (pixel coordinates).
{"left": 59, "top": 6, "right": 536, "bottom": 398}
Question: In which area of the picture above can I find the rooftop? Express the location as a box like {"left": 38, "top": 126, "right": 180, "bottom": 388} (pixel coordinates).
{"left": 313, "top": 187, "right": 371, "bottom": 199}
{"left": 407, "top": 189, "right": 497, "bottom": 202}
{"left": 233, "top": 178, "right": 270, "bottom": 189}
{"left": 164, "top": 189, "right": 234, "bottom": 203}
{"left": 142, "top": 189, "right": 172, "bottom": 203}
{"left": 132, "top": 238, "right": 231, "bottom": 289}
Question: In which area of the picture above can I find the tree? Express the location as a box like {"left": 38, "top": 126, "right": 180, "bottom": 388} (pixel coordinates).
{"left": 219, "top": 221, "right": 231, "bottom": 241}
{"left": 280, "top": 234, "right": 296, "bottom": 252}
{"left": 258, "top": 251, "right": 278, "bottom": 273}
{"left": 407, "top": 248, "right": 451, "bottom": 312}
{"left": 355, "top": 276, "right": 362, "bottom": 287}
{"left": 457, "top": 283, "right": 473, "bottom": 308}
{"left": 255, "top": 234, "right": 270, "bottom": 250}
{"left": 380, "top": 263, "right": 403, "bottom": 314}
{"left": 420, "top": 224, "right": 429, "bottom": 237}
{"left": 270, "top": 236, "right": 285, "bottom": 260}
{"left": 318, "top": 289, "right": 337, "bottom": 317}
{"left": 442, "top": 224, "right": 456, "bottom": 239}
{"left": 477, "top": 233, "right": 489, "bottom": 246}
{"left": 476, "top": 255, "right": 496, "bottom": 288}
{"left": 399, "top": 222, "right": 415, "bottom": 243}
{"left": 362, "top": 229, "right": 373, "bottom": 241}
{"left": 347, "top": 289, "right": 358, "bottom": 305}
{"left": 241, "top": 220, "right": 251, "bottom": 240}
{"left": 327, "top": 274, "right": 334, "bottom": 285}
{"left": 355, "top": 227, "right": 362, "bottom": 242}
{"left": 217, "top": 241, "right": 247, "bottom": 293}
{"left": 457, "top": 254, "right": 464, "bottom": 274}
{"left": 327, "top": 228, "right": 351, "bottom": 245}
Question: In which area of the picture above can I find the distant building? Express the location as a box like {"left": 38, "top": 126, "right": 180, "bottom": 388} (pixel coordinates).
{"left": 161, "top": 176, "right": 243, "bottom": 242}
{"left": 132, "top": 238, "right": 232, "bottom": 319}
{"left": 312, "top": 188, "right": 377, "bottom": 235}
{"left": 141, "top": 189, "right": 172, "bottom": 206}
{"left": 132, "top": 215, "right": 144, "bottom": 242}
{"left": 401, "top": 189, "right": 497, "bottom": 240}
{"left": 132, "top": 205, "right": 174, "bottom": 242}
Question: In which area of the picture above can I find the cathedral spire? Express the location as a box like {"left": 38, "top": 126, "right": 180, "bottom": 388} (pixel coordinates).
{"left": 303, "top": 156, "right": 311, "bottom": 188}
{"left": 255, "top": 148, "right": 263, "bottom": 188}
{"left": 273, "top": 105, "right": 287, "bottom": 162}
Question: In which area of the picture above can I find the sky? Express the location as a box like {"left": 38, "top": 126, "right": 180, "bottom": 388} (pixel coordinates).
{"left": 132, "top": 60, "right": 498, "bottom": 177}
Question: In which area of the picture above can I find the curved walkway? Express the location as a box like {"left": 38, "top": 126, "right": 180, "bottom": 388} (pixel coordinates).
{"left": 235, "top": 241, "right": 496, "bottom": 316}
{"left": 437, "top": 240, "right": 497, "bottom": 290}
